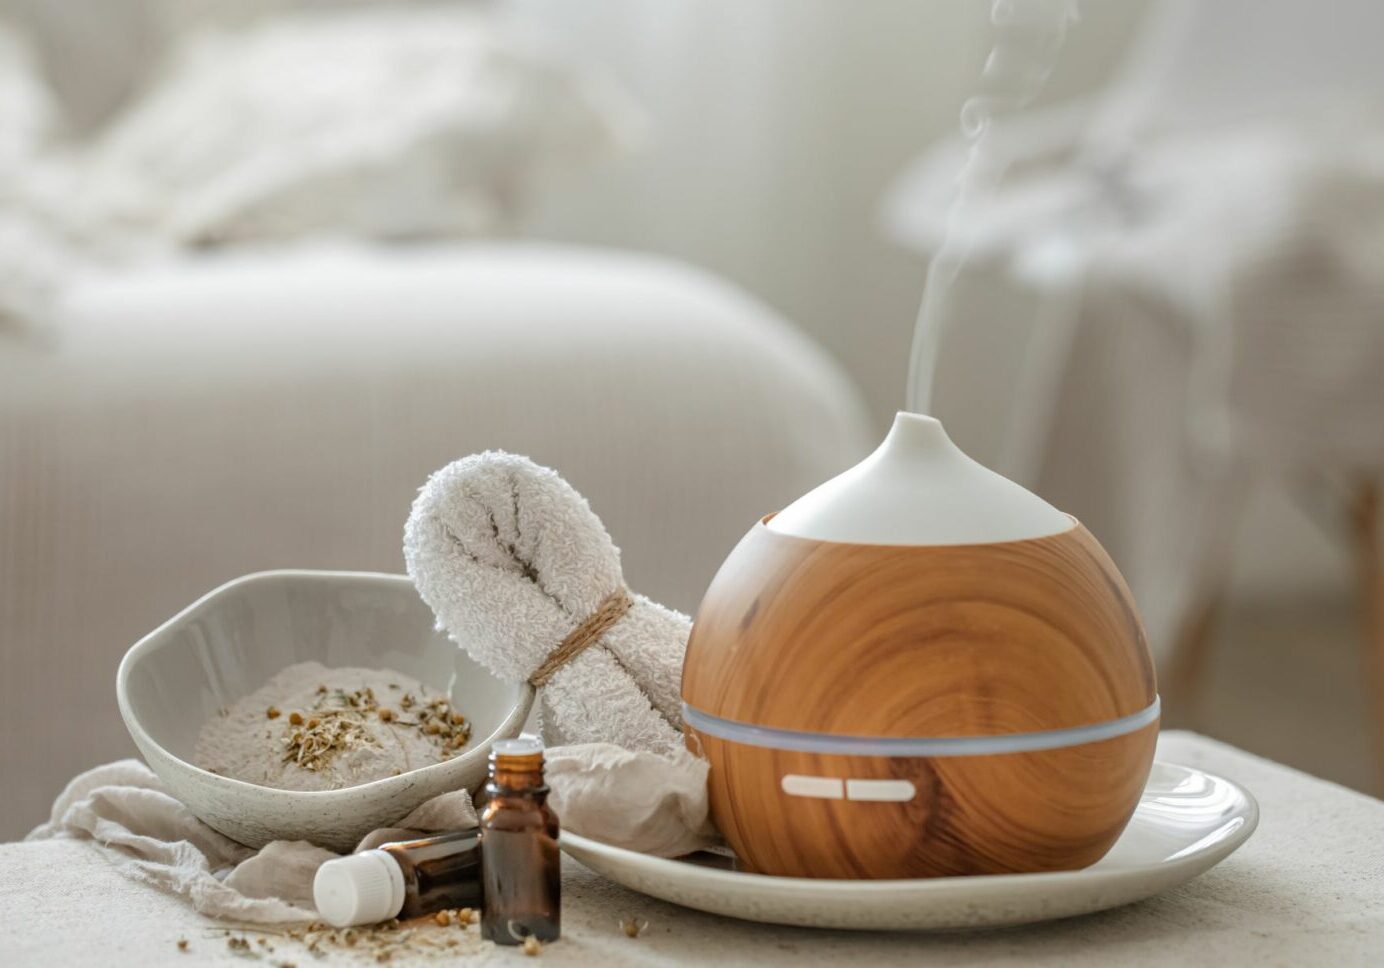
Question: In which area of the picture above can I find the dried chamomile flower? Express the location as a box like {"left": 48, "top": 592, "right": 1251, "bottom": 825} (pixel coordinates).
{"left": 620, "top": 917, "right": 648, "bottom": 938}
{"left": 523, "top": 935, "right": 542, "bottom": 956}
{"left": 266, "top": 706, "right": 281, "bottom": 719}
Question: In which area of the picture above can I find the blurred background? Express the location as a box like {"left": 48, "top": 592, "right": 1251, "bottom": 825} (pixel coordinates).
{"left": 2, "top": 0, "right": 1381, "bottom": 838}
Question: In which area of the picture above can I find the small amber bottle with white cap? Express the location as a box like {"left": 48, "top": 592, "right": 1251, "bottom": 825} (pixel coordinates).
{"left": 312, "top": 829, "right": 483, "bottom": 928}
{"left": 480, "top": 735, "right": 561, "bottom": 945}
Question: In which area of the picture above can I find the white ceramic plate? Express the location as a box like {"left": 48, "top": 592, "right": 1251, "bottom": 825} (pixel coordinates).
{"left": 560, "top": 760, "right": 1257, "bottom": 931}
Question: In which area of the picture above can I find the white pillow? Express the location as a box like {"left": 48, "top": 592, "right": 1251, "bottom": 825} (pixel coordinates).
{"left": 83, "top": 6, "right": 638, "bottom": 245}
{"left": 0, "top": 21, "right": 59, "bottom": 171}
{"left": 0, "top": 22, "right": 75, "bottom": 334}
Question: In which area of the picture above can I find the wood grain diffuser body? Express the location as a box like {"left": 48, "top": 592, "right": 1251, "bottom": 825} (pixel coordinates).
{"left": 681, "top": 412, "right": 1159, "bottom": 879}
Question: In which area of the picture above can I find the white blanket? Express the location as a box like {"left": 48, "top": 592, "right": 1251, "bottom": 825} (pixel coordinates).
{"left": 0, "top": 8, "right": 633, "bottom": 335}
{"left": 887, "top": 106, "right": 1384, "bottom": 651}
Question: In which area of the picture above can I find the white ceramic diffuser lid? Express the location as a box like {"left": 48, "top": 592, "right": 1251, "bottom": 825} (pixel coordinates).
{"left": 768, "top": 412, "right": 1072, "bottom": 545}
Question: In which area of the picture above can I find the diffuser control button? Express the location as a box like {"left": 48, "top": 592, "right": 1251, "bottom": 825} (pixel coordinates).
{"left": 780, "top": 775, "right": 844, "bottom": 799}
{"left": 845, "top": 779, "right": 917, "bottom": 802}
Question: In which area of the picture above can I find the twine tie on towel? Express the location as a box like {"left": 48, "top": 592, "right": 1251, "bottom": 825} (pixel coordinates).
{"left": 529, "top": 587, "right": 634, "bottom": 687}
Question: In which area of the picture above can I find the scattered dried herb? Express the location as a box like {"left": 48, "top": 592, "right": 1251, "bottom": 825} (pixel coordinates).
{"left": 214, "top": 913, "right": 490, "bottom": 964}
{"left": 621, "top": 917, "right": 648, "bottom": 938}
{"left": 281, "top": 710, "right": 373, "bottom": 772}
{"left": 277, "top": 685, "right": 471, "bottom": 772}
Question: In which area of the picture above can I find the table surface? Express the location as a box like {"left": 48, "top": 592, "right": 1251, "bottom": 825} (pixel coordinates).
{"left": 4, "top": 730, "right": 1383, "bottom": 966}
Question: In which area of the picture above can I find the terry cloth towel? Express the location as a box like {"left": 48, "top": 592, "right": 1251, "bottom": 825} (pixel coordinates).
{"left": 404, "top": 451, "right": 690, "bottom": 756}
{"left": 29, "top": 749, "right": 714, "bottom": 923}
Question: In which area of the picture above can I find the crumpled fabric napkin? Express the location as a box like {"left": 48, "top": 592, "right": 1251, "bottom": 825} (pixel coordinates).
{"left": 28, "top": 745, "right": 715, "bottom": 924}
{"left": 546, "top": 743, "right": 715, "bottom": 859}
{"left": 25, "top": 760, "right": 476, "bottom": 924}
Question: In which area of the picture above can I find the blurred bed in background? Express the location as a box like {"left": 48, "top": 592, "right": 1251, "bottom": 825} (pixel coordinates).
{"left": 2, "top": 0, "right": 1380, "bottom": 831}
{"left": 0, "top": 0, "right": 871, "bottom": 837}
{"left": 0, "top": 1, "right": 635, "bottom": 332}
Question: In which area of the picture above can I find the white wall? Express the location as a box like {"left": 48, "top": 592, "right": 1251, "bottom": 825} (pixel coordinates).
{"left": 506, "top": 0, "right": 1151, "bottom": 428}
{"left": 507, "top": 0, "right": 1347, "bottom": 603}
{"left": 11, "top": 0, "right": 1345, "bottom": 602}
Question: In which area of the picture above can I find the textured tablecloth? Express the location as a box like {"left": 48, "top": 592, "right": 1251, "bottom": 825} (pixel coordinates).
{"left": 4, "top": 731, "right": 1382, "bottom": 966}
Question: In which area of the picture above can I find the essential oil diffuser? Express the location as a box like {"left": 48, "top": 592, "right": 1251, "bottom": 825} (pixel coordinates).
{"left": 681, "top": 412, "right": 1159, "bottom": 879}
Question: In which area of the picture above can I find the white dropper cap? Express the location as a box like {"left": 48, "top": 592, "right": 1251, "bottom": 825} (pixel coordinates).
{"left": 313, "top": 849, "right": 406, "bottom": 927}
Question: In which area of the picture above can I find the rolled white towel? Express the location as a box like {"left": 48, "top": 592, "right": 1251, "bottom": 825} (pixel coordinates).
{"left": 404, "top": 451, "right": 689, "bottom": 755}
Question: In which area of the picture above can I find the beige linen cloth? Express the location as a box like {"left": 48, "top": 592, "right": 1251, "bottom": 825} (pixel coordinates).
{"left": 27, "top": 745, "right": 712, "bottom": 924}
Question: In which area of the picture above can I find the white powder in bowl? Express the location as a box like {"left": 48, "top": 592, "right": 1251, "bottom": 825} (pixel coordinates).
{"left": 194, "top": 661, "right": 472, "bottom": 792}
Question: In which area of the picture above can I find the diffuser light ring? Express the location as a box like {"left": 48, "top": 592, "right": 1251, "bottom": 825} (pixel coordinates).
{"left": 683, "top": 696, "right": 1160, "bottom": 758}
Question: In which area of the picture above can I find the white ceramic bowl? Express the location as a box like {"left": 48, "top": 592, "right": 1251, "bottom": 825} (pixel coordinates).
{"left": 117, "top": 570, "right": 533, "bottom": 852}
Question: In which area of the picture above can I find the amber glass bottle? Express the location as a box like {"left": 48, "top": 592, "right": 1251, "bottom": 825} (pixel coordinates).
{"left": 313, "top": 829, "right": 482, "bottom": 927}
{"left": 479, "top": 736, "right": 561, "bottom": 944}
{"left": 382, "top": 829, "right": 484, "bottom": 917}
